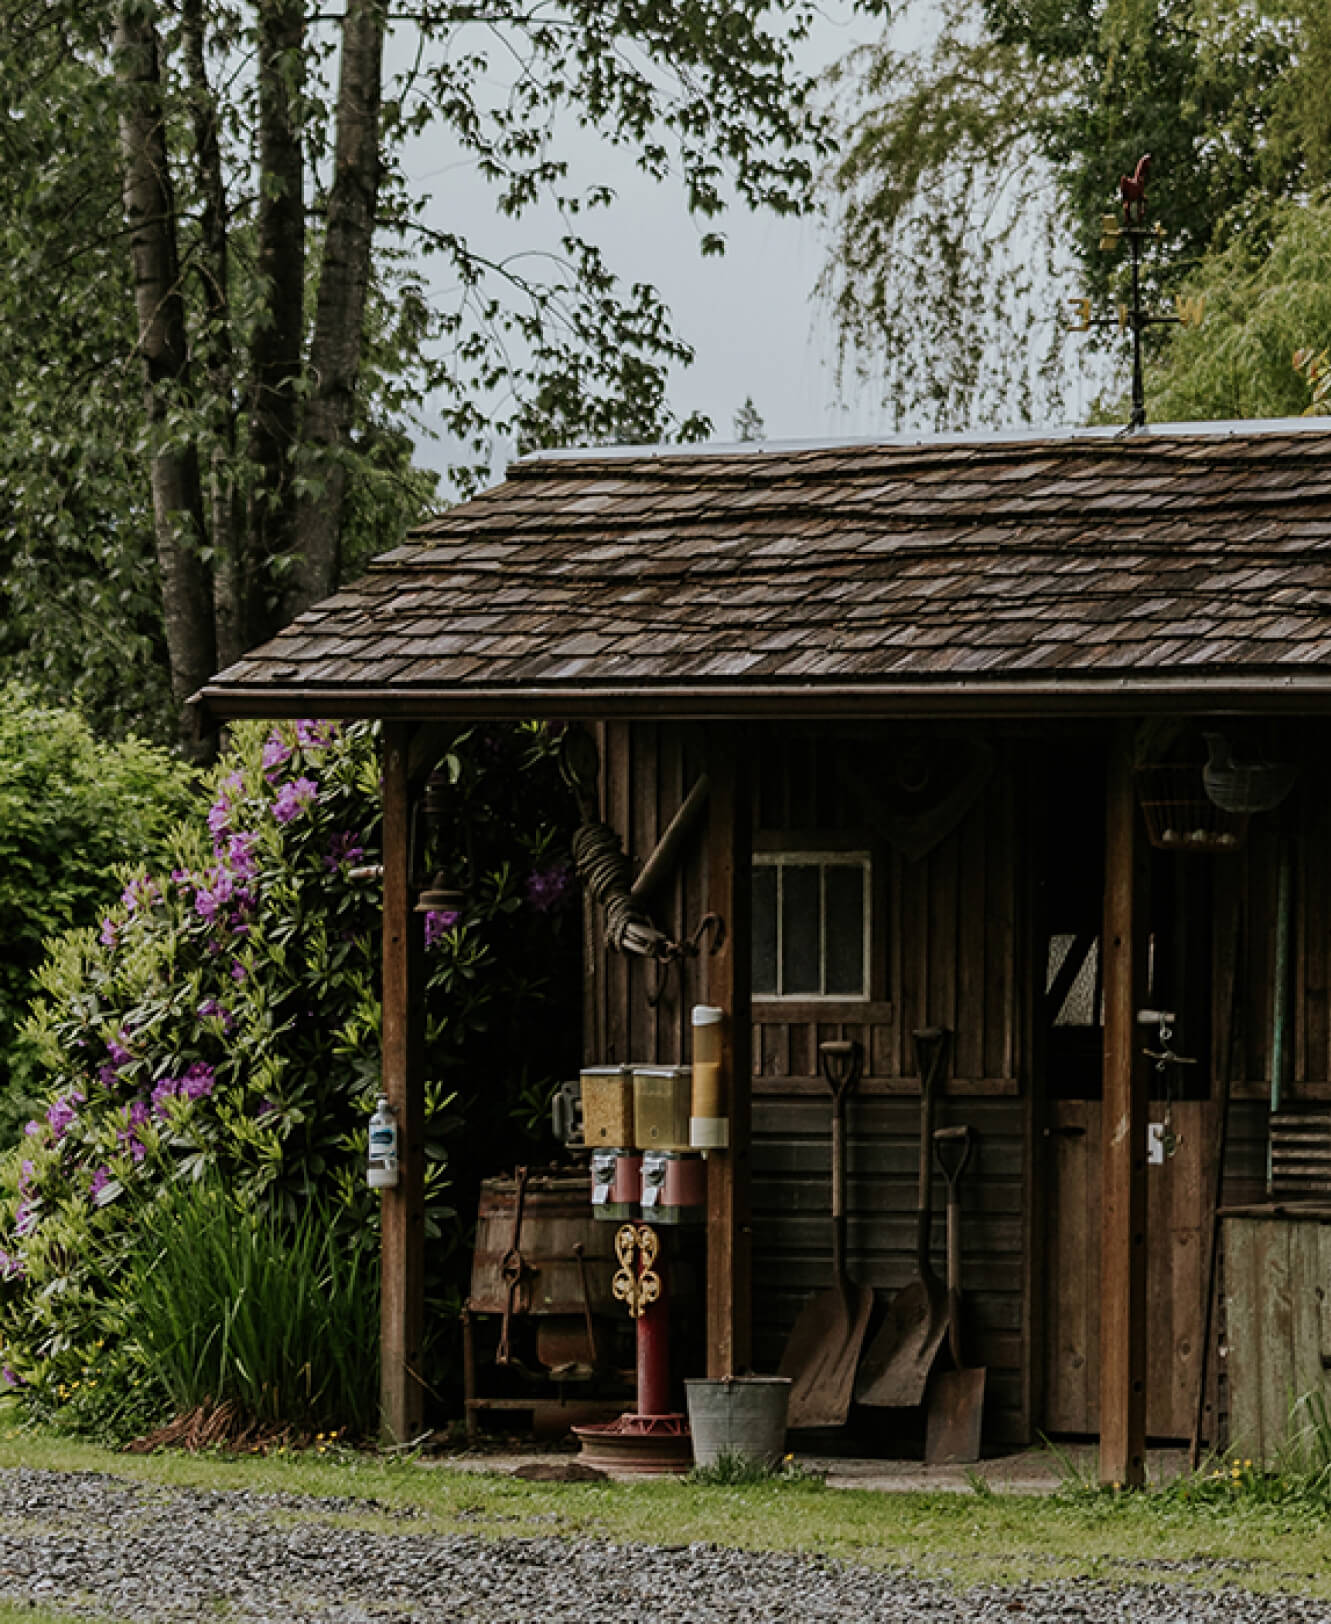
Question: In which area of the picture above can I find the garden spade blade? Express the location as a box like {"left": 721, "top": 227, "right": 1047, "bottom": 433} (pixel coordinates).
{"left": 925, "top": 1124, "right": 986, "bottom": 1465}
{"left": 779, "top": 1041, "right": 873, "bottom": 1430}
{"left": 854, "top": 1028, "right": 951, "bottom": 1409}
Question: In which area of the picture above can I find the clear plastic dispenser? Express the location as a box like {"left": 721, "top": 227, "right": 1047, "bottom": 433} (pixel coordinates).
{"left": 690, "top": 1004, "right": 728, "bottom": 1150}
{"left": 580, "top": 1064, "right": 634, "bottom": 1147}
{"left": 632, "top": 1065, "right": 692, "bottom": 1152}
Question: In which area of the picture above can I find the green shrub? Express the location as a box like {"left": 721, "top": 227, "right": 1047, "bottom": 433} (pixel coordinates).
{"left": 0, "top": 686, "right": 194, "bottom": 1125}
{"left": 0, "top": 716, "right": 578, "bottom": 1435}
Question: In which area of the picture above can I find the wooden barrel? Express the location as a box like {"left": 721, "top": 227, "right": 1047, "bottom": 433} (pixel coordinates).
{"left": 468, "top": 1169, "right": 615, "bottom": 1316}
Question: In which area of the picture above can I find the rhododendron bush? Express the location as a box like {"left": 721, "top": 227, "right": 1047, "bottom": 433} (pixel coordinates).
{"left": 0, "top": 718, "right": 577, "bottom": 1433}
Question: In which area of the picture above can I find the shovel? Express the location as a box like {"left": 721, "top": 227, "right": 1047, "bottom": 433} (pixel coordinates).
{"left": 925, "top": 1124, "right": 987, "bottom": 1464}
{"left": 779, "top": 1039, "right": 874, "bottom": 1430}
{"left": 854, "top": 1027, "right": 951, "bottom": 1408}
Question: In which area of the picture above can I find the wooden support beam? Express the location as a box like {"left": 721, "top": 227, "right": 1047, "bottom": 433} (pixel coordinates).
{"left": 1099, "top": 725, "right": 1149, "bottom": 1486}
{"left": 704, "top": 725, "right": 752, "bottom": 1377}
{"left": 380, "top": 722, "right": 427, "bottom": 1443}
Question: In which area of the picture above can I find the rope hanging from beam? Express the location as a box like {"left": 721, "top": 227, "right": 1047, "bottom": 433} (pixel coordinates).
{"left": 560, "top": 728, "right": 724, "bottom": 1003}
{"left": 571, "top": 819, "right": 673, "bottom": 959}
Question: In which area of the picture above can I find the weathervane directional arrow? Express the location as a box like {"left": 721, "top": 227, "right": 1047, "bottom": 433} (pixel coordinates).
{"left": 1066, "top": 153, "right": 1205, "bottom": 430}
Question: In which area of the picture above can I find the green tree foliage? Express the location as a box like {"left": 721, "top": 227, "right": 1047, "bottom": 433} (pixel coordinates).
{"left": 825, "top": 0, "right": 1331, "bottom": 428}
{"left": 0, "top": 717, "right": 579, "bottom": 1435}
{"left": 0, "top": 0, "right": 887, "bottom": 745}
{"left": 1123, "top": 196, "right": 1331, "bottom": 423}
{"left": 0, "top": 689, "right": 195, "bottom": 1119}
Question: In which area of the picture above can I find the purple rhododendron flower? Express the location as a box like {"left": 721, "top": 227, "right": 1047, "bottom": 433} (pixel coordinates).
{"left": 194, "top": 864, "right": 237, "bottom": 923}
{"left": 97, "top": 1063, "right": 118, "bottom": 1089}
{"left": 207, "top": 796, "right": 232, "bottom": 842}
{"left": 89, "top": 1167, "right": 111, "bottom": 1204}
{"left": 22, "top": 1121, "right": 40, "bottom": 1139}
{"left": 272, "top": 776, "right": 318, "bottom": 825}
{"left": 325, "top": 830, "right": 365, "bottom": 871}
{"left": 525, "top": 861, "right": 574, "bottom": 912}
{"left": 295, "top": 719, "right": 337, "bottom": 752}
{"left": 182, "top": 1062, "right": 216, "bottom": 1101}
{"left": 107, "top": 1036, "right": 132, "bottom": 1067}
{"left": 0, "top": 1253, "right": 23, "bottom": 1283}
{"left": 117, "top": 1101, "right": 149, "bottom": 1163}
{"left": 227, "top": 831, "right": 259, "bottom": 880}
{"left": 14, "top": 1202, "right": 36, "bottom": 1238}
{"left": 150, "top": 1078, "right": 178, "bottom": 1118}
{"left": 197, "top": 999, "right": 234, "bottom": 1032}
{"left": 99, "top": 917, "right": 119, "bottom": 949}
{"left": 424, "top": 908, "right": 459, "bottom": 948}
{"left": 18, "top": 1161, "right": 33, "bottom": 1195}
{"left": 256, "top": 1098, "right": 278, "bottom": 1117}
{"left": 2, "top": 1366, "right": 24, "bottom": 1385}
{"left": 120, "top": 876, "right": 161, "bottom": 914}
{"left": 46, "top": 1090, "right": 84, "bottom": 1141}
{"left": 230, "top": 959, "right": 247, "bottom": 982}
{"left": 262, "top": 730, "right": 293, "bottom": 773}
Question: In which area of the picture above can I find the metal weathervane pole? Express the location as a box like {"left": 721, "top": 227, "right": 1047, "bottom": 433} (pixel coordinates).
{"left": 1066, "top": 153, "right": 1206, "bottom": 430}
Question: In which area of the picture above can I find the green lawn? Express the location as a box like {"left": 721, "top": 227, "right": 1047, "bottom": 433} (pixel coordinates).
{"left": 0, "top": 1428, "right": 1328, "bottom": 1600}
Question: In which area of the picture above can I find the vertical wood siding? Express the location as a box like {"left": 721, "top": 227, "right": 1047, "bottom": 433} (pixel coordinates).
{"left": 747, "top": 733, "right": 1030, "bottom": 1443}
{"left": 752, "top": 1093, "right": 1029, "bottom": 1442}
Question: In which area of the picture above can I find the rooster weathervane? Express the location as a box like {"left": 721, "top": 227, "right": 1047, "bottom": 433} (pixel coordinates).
{"left": 1066, "top": 154, "right": 1206, "bottom": 431}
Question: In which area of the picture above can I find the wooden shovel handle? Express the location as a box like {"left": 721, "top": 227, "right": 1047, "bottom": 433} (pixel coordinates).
{"left": 820, "top": 1040, "right": 863, "bottom": 1278}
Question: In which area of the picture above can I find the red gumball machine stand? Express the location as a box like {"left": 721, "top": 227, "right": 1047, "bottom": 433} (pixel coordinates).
{"left": 571, "top": 1222, "right": 692, "bottom": 1473}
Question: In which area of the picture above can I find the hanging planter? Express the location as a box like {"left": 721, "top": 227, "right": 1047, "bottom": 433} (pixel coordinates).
{"left": 1134, "top": 764, "right": 1246, "bottom": 853}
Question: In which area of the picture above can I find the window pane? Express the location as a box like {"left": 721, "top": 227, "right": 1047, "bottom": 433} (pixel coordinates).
{"left": 781, "top": 864, "right": 821, "bottom": 995}
{"left": 824, "top": 864, "right": 866, "bottom": 995}
{"left": 752, "top": 866, "right": 778, "bottom": 996}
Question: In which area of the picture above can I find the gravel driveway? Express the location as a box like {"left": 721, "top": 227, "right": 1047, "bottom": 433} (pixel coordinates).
{"left": 0, "top": 1466, "right": 1329, "bottom": 1622}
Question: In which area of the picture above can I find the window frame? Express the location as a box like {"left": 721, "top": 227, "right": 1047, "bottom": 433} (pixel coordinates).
{"left": 751, "top": 847, "right": 874, "bottom": 1003}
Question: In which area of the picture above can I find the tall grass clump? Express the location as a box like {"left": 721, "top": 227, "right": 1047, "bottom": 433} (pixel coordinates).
{"left": 121, "top": 1179, "right": 379, "bottom": 1436}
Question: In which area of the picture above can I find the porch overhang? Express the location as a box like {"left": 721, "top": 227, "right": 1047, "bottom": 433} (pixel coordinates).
{"left": 195, "top": 670, "right": 1331, "bottom": 731}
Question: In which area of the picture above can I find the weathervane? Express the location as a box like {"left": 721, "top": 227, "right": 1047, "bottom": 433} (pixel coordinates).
{"left": 1066, "top": 154, "right": 1205, "bottom": 430}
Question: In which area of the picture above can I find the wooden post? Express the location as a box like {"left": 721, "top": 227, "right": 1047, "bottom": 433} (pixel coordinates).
{"left": 380, "top": 722, "right": 426, "bottom": 1443}
{"left": 1099, "top": 724, "right": 1149, "bottom": 1486}
{"left": 704, "top": 724, "right": 752, "bottom": 1377}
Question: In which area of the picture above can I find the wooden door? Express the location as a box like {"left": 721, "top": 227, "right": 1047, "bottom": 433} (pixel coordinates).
{"left": 1044, "top": 1098, "right": 1212, "bottom": 1439}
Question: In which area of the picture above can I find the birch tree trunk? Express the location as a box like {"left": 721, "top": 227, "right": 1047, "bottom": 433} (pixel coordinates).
{"left": 286, "top": 0, "right": 384, "bottom": 622}
{"left": 114, "top": 1, "right": 217, "bottom": 734}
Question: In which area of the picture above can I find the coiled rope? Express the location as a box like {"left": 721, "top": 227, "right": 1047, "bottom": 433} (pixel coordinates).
{"left": 572, "top": 820, "right": 671, "bottom": 958}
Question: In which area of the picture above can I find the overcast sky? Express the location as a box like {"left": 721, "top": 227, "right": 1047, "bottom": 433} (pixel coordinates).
{"left": 401, "top": 6, "right": 901, "bottom": 474}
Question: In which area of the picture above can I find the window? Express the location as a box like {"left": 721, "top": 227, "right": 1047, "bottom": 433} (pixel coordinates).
{"left": 752, "top": 853, "right": 871, "bottom": 999}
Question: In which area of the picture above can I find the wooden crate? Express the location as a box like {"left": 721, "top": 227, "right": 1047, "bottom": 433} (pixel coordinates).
{"left": 1223, "top": 1208, "right": 1331, "bottom": 1466}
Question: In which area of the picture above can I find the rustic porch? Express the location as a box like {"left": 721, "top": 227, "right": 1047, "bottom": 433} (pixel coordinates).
{"left": 193, "top": 418, "right": 1331, "bottom": 1485}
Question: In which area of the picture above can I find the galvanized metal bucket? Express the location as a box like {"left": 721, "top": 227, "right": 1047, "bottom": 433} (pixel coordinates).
{"left": 684, "top": 1376, "right": 792, "bottom": 1470}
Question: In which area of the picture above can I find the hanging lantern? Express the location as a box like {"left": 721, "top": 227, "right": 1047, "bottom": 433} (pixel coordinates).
{"left": 414, "top": 767, "right": 467, "bottom": 914}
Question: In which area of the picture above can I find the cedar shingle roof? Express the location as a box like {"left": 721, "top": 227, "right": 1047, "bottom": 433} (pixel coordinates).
{"left": 197, "top": 420, "right": 1331, "bottom": 722}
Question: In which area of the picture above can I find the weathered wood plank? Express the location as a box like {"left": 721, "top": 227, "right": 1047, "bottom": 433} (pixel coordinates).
{"left": 604, "top": 721, "right": 632, "bottom": 1066}
{"left": 956, "top": 789, "right": 987, "bottom": 1082}
{"left": 1099, "top": 726, "right": 1149, "bottom": 1486}
{"left": 704, "top": 723, "right": 752, "bottom": 1377}
{"left": 380, "top": 722, "right": 426, "bottom": 1444}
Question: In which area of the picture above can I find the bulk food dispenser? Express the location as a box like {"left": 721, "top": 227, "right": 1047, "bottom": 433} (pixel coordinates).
{"left": 633, "top": 1064, "right": 705, "bottom": 1224}
{"left": 581, "top": 1064, "right": 640, "bottom": 1221}
{"left": 689, "top": 1004, "right": 728, "bottom": 1149}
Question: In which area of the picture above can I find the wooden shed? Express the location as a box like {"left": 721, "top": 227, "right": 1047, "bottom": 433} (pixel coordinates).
{"left": 195, "top": 418, "right": 1331, "bottom": 1483}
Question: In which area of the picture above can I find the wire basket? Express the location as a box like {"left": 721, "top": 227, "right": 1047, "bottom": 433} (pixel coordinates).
{"left": 1134, "top": 764, "right": 1247, "bottom": 853}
